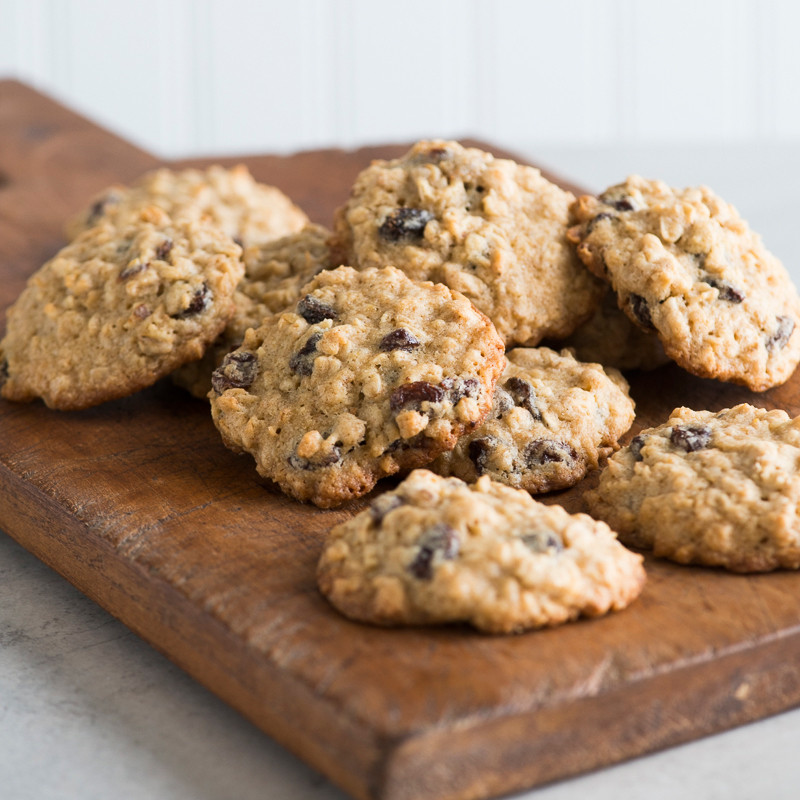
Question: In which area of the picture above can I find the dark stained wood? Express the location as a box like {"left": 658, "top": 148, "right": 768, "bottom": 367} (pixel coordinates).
{"left": 3, "top": 79, "right": 800, "bottom": 800}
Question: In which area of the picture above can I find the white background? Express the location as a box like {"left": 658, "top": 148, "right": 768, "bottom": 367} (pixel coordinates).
{"left": 1, "top": 0, "right": 799, "bottom": 159}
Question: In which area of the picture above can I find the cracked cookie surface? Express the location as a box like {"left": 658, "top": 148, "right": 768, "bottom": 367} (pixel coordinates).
{"left": 431, "top": 347, "right": 635, "bottom": 492}
{"left": 173, "top": 224, "right": 332, "bottom": 398}
{"left": 332, "top": 139, "right": 604, "bottom": 346}
{"left": 567, "top": 175, "right": 800, "bottom": 391}
{"left": 209, "top": 266, "right": 505, "bottom": 507}
{"left": 317, "top": 469, "right": 646, "bottom": 633}
{"left": 586, "top": 404, "right": 800, "bottom": 572}
{"left": 66, "top": 164, "right": 308, "bottom": 247}
{"left": 0, "top": 206, "right": 243, "bottom": 409}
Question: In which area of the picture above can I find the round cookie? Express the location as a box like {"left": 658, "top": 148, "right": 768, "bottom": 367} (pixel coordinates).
{"left": 317, "top": 469, "right": 646, "bottom": 633}
{"left": 586, "top": 404, "right": 800, "bottom": 572}
{"left": 173, "top": 224, "right": 332, "bottom": 398}
{"left": 332, "top": 139, "right": 604, "bottom": 347}
{"left": 0, "top": 206, "right": 243, "bottom": 410}
{"left": 65, "top": 164, "right": 308, "bottom": 247}
{"left": 551, "top": 288, "right": 669, "bottom": 371}
{"left": 431, "top": 347, "right": 635, "bottom": 492}
{"left": 567, "top": 175, "right": 800, "bottom": 391}
{"left": 209, "top": 266, "right": 505, "bottom": 508}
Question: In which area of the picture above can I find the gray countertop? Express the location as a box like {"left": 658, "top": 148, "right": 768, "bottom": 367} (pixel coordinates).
{"left": 3, "top": 143, "right": 800, "bottom": 799}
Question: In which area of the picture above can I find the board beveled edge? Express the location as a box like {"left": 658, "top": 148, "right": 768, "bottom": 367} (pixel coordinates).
{"left": 0, "top": 460, "right": 386, "bottom": 800}
{"left": 5, "top": 456, "right": 800, "bottom": 800}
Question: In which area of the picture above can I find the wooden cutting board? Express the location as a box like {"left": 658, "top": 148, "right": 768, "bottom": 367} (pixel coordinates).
{"left": 3, "top": 79, "right": 800, "bottom": 800}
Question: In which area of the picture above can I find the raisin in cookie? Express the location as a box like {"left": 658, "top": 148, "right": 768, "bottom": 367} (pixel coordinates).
{"left": 173, "top": 224, "right": 332, "bottom": 398}
{"left": 431, "top": 347, "right": 635, "bottom": 492}
{"left": 332, "top": 139, "right": 604, "bottom": 347}
{"left": 1, "top": 206, "right": 243, "bottom": 410}
{"left": 317, "top": 469, "right": 645, "bottom": 633}
{"left": 65, "top": 164, "right": 308, "bottom": 247}
{"left": 586, "top": 404, "right": 800, "bottom": 572}
{"left": 209, "top": 266, "right": 505, "bottom": 508}
{"left": 551, "top": 288, "right": 669, "bottom": 371}
{"left": 568, "top": 176, "right": 800, "bottom": 391}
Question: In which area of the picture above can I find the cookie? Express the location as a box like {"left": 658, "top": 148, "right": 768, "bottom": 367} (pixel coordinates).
{"left": 431, "top": 347, "right": 635, "bottom": 492}
{"left": 586, "top": 404, "right": 800, "bottom": 572}
{"left": 317, "top": 469, "right": 646, "bottom": 633}
{"left": 567, "top": 176, "right": 800, "bottom": 391}
{"left": 209, "top": 266, "right": 505, "bottom": 508}
{"left": 65, "top": 164, "right": 308, "bottom": 247}
{"left": 1, "top": 206, "right": 243, "bottom": 410}
{"left": 172, "top": 224, "right": 332, "bottom": 398}
{"left": 332, "top": 139, "right": 604, "bottom": 347}
{"left": 551, "top": 288, "right": 669, "bottom": 371}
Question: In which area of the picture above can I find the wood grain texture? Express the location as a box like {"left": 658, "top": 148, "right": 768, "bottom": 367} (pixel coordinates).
{"left": 3, "top": 79, "right": 800, "bottom": 800}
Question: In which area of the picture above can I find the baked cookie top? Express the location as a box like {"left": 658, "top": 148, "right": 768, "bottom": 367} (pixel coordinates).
{"left": 431, "top": 347, "right": 635, "bottom": 493}
{"left": 586, "top": 404, "right": 800, "bottom": 572}
{"left": 567, "top": 175, "right": 800, "bottom": 391}
{"left": 552, "top": 288, "right": 669, "bottom": 371}
{"left": 317, "top": 469, "right": 646, "bottom": 633}
{"left": 332, "top": 139, "right": 604, "bottom": 346}
{"left": 209, "top": 266, "right": 505, "bottom": 508}
{"left": 0, "top": 206, "right": 243, "bottom": 410}
{"left": 65, "top": 164, "right": 308, "bottom": 247}
{"left": 173, "top": 224, "right": 332, "bottom": 398}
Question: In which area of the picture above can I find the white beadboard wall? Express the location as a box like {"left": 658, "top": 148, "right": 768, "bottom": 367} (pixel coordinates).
{"left": 1, "top": 0, "right": 799, "bottom": 158}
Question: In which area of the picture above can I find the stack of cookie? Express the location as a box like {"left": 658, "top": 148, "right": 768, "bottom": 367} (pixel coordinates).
{"left": 4, "top": 141, "right": 800, "bottom": 633}
{"left": 207, "top": 141, "right": 640, "bottom": 511}
{"left": 0, "top": 165, "right": 308, "bottom": 409}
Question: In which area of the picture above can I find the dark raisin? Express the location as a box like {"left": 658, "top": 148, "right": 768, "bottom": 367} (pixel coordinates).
{"left": 297, "top": 294, "right": 337, "bottom": 324}
{"left": 441, "top": 377, "right": 480, "bottom": 404}
{"left": 586, "top": 212, "right": 615, "bottom": 233}
{"left": 629, "top": 434, "right": 647, "bottom": 462}
{"left": 289, "top": 331, "right": 323, "bottom": 376}
{"left": 703, "top": 276, "right": 744, "bottom": 304}
{"left": 119, "top": 260, "right": 148, "bottom": 281}
{"left": 378, "top": 208, "right": 434, "bottom": 242}
{"left": 492, "top": 386, "right": 515, "bottom": 417}
{"left": 369, "top": 493, "right": 404, "bottom": 524}
{"left": 287, "top": 454, "right": 307, "bottom": 470}
{"left": 288, "top": 446, "right": 341, "bottom": 470}
{"left": 599, "top": 190, "right": 636, "bottom": 212}
{"left": 521, "top": 530, "right": 564, "bottom": 554}
{"left": 468, "top": 437, "right": 494, "bottom": 475}
{"left": 155, "top": 238, "right": 173, "bottom": 262}
{"left": 176, "top": 283, "right": 211, "bottom": 318}
{"left": 524, "top": 439, "right": 576, "bottom": 466}
{"left": 503, "top": 376, "right": 541, "bottom": 420}
{"left": 408, "top": 524, "right": 460, "bottom": 580}
{"left": 88, "top": 198, "right": 107, "bottom": 224}
{"left": 132, "top": 303, "right": 150, "bottom": 320}
{"left": 629, "top": 294, "right": 655, "bottom": 330}
{"left": 87, "top": 191, "right": 120, "bottom": 225}
{"left": 692, "top": 251, "right": 708, "bottom": 269}
{"left": 414, "top": 146, "right": 451, "bottom": 163}
{"left": 211, "top": 351, "right": 258, "bottom": 394}
{"left": 380, "top": 328, "right": 421, "bottom": 352}
{"left": 384, "top": 438, "right": 408, "bottom": 454}
{"left": 611, "top": 197, "right": 635, "bottom": 211}
{"left": 390, "top": 381, "right": 445, "bottom": 411}
{"left": 767, "top": 316, "right": 795, "bottom": 352}
{"left": 0, "top": 359, "right": 8, "bottom": 388}
{"left": 670, "top": 424, "right": 712, "bottom": 452}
